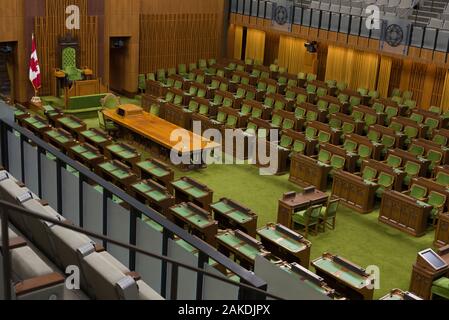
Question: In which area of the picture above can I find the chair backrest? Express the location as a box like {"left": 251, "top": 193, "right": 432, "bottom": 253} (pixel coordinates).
{"left": 308, "top": 205, "right": 323, "bottom": 219}
{"left": 62, "top": 47, "right": 77, "bottom": 70}
{"left": 410, "top": 184, "right": 427, "bottom": 200}
{"left": 436, "top": 171, "right": 449, "bottom": 186}
{"left": 97, "top": 111, "right": 106, "bottom": 128}
{"left": 362, "top": 166, "right": 377, "bottom": 181}
{"left": 325, "top": 198, "right": 339, "bottom": 218}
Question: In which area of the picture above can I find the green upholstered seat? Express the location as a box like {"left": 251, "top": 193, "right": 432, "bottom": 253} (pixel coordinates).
{"left": 138, "top": 74, "right": 146, "bottom": 91}
{"left": 279, "top": 135, "right": 293, "bottom": 149}
{"left": 251, "top": 69, "right": 261, "bottom": 77}
{"left": 292, "top": 204, "right": 323, "bottom": 237}
{"left": 252, "top": 107, "right": 262, "bottom": 118}
{"left": 188, "top": 100, "right": 199, "bottom": 112}
{"left": 260, "top": 71, "right": 270, "bottom": 79}
{"left": 336, "top": 82, "right": 347, "bottom": 91}
{"left": 342, "top": 122, "right": 355, "bottom": 134}
{"left": 330, "top": 155, "right": 345, "bottom": 170}
{"left": 166, "top": 77, "right": 175, "bottom": 87}
{"left": 241, "top": 77, "right": 250, "bottom": 85}
{"left": 319, "top": 198, "right": 339, "bottom": 231}
{"left": 391, "top": 88, "right": 401, "bottom": 97}
{"left": 226, "top": 115, "right": 238, "bottom": 128}
{"left": 212, "top": 94, "right": 223, "bottom": 105}
{"left": 257, "top": 81, "right": 267, "bottom": 91}
{"left": 433, "top": 134, "right": 447, "bottom": 146}
{"left": 296, "top": 94, "right": 307, "bottom": 104}
{"left": 410, "top": 184, "right": 427, "bottom": 200}
{"left": 376, "top": 172, "right": 394, "bottom": 197}
{"left": 436, "top": 172, "right": 449, "bottom": 186}
{"left": 165, "top": 91, "right": 175, "bottom": 103}
{"left": 295, "top": 107, "right": 306, "bottom": 119}
{"left": 408, "top": 144, "right": 425, "bottom": 156}
{"left": 389, "top": 121, "right": 402, "bottom": 132}
{"left": 178, "top": 64, "right": 187, "bottom": 76}
{"left": 432, "top": 277, "right": 449, "bottom": 300}
{"left": 385, "top": 106, "right": 398, "bottom": 121}
{"left": 199, "top": 104, "right": 209, "bottom": 116}
{"left": 410, "top": 112, "right": 424, "bottom": 123}
{"left": 240, "top": 103, "right": 252, "bottom": 115}
{"left": 264, "top": 96, "right": 274, "bottom": 108}
{"left": 337, "top": 93, "right": 348, "bottom": 103}
{"left": 427, "top": 191, "right": 446, "bottom": 218}
{"left": 317, "top": 99, "right": 328, "bottom": 112}
{"left": 358, "top": 144, "right": 372, "bottom": 159}
{"left": 271, "top": 114, "right": 283, "bottom": 128}
{"left": 364, "top": 114, "right": 377, "bottom": 127}
{"left": 97, "top": 110, "right": 118, "bottom": 133}
{"left": 219, "top": 83, "right": 228, "bottom": 92}
{"left": 403, "top": 90, "right": 413, "bottom": 100}
{"left": 167, "top": 68, "right": 176, "bottom": 76}
{"left": 267, "top": 84, "right": 277, "bottom": 95}
{"left": 318, "top": 131, "right": 331, "bottom": 144}
{"left": 305, "top": 127, "right": 317, "bottom": 140}
{"left": 328, "top": 103, "right": 341, "bottom": 115}
{"left": 209, "top": 79, "right": 220, "bottom": 90}
{"left": 173, "top": 95, "right": 183, "bottom": 105}
{"left": 157, "top": 69, "right": 166, "bottom": 83}
{"left": 318, "top": 149, "right": 331, "bottom": 164}
{"left": 329, "top": 118, "right": 341, "bottom": 129}
{"left": 386, "top": 154, "right": 402, "bottom": 168}
{"left": 285, "top": 89, "right": 296, "bottom": 100}
{"left": 216, "top": 111, "right": 227, "bottom": 123}
{"left": 367, "top": 130, "right": 380, "bottom": 142}
{"left": 189, "top": 63, "right": 198, "bottom": 72}
{"left": 62, "top": 47, "right": 83, "bottom": 81}
{"left": 147, "top": 73, "right": 155, "bottom": 81}
{"left": 391, "top": 96, "right": 403, "bottom": 104}
{"left": 297, "top": 72, "right": 306, "bottom": 80}
{"left": 198, "top": 59, "right": 207, "bottom": 70}
{"left": 352, "top": 110, "right": 364, "bottom": 121}
{"left": 216, "top": 69, "right": 225, "bottom": 77}
{"left": 236, "top": 64, "right": 245, "bottom": 72}
{"left": 381, "top": 134, "right": 395, "bottom": 149}
{"left": 429, "top": 106, "right": 442, "bottom": 114}
{"left": 306, "top": 84, "right": 316, "bottom": 94}
{"left": 357, "top": 88, "right": 368, "bottom": 96}
{"left": 326, "top": 79, "right": 337, "bottom": 87}
{"left": 223, "top": 98, "right": 233, "bottom": 108}
{"left": 373, "top": 102, "right": 385, "bottom": 113}
{"left": 149, "top": 103, "right": 160, "bottom": 116}
{"left": 316, "top": 87, "right": 327, "bottom": 97}
{"left": 231, "top": 74, "right": 240, "bottom": 84}
{"left": 404, "top": 161, "right": 420, "bottom": 185}
{"left": 362, "top": 166, "right": 377, "bottom": 181}
{"left": 425, "top": 118, "right": 439, "bottom": 131}
{"left": 278, "top": 75, "right": 287, "bottom": 85}
{"left": 369, "top": 90, "right": 379, "bottom": 99}
{"left": 287, "top": 79, "right": 298, "bottom": 87}
{"left": 292, "top": 140, "right": 305, "bottom": 154}
{"left": 274, "top": 100, "right": 285, "bottom": 110}
{"left": 246, "top": 122, "right": 257, "bottom": 134}
{"left": 349, "top": 96, "right": 361, "bottom": 107}
{"left": 282, "top": 118, "right": 294, "bottom": 130}
{"left": 197, "top": 88, "right": 206, "bottom": 98}
{"left": 269, "top": 64, "right": 278, "bottom": 72}
{"left": 343, "top": 139, "right": 357, "bottom": 152}
{"left": 196, "top": 74, "right": 205, "bottom": 84}
{"left": 404, "top": 126, "right": 418, "bottom": 141}
{"left": 306, "top": 111, "right": 318, "bottom": 122}
{"left": 189, "top": 86, "right": 198, "bottom": 96}
{"left": 306, "top": 73, "right": 317, "bottom": 81}
{"left": 427, "top": 150, "right": 443, "bottom": 170}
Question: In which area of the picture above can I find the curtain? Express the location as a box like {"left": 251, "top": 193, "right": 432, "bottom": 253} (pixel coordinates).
{"left": 245, "top": 28, "right": 265, "bottom": 62}
{"left": 277, "top": 36, "right": 314, "bottom": 74}
{"left": 233, "top": 25, "right": 243, "bottom": 60}
{"left": 377, "top": 56, "right": 392, "bottom": 98}
{"left": 325, "top": 45, "right": 379, "bottom": 90}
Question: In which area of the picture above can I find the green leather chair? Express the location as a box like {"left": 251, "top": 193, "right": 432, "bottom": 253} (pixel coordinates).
{"left": 319, "top": 198, "right": 340, "bottom": 231}
{"left": 98, "top": 110, "right": 118, "bottom": 136}
{"left": 292, "top": 204, "right": 323, "bottom": 237}
{"left": 62, "top": 47, "right": 83, "bottom": 81}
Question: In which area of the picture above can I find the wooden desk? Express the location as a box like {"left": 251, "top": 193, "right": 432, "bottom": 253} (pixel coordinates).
{"left": 95, "top": 160, "right": 138, "bottom": 191}
{"left": 104, "top": 143, "right": 141, "bottom": 168}
{"left": 68, "top": 143, "right": 105, "bottom": 170}
{"left": 277, "top": 188, "right": 328, "bottom": 229}
{"left": 312, "top": 252, "right": 374, "bottom": 300}
{"left": 379, "top": 289, "right": 422, "bottom": 300}
{"left": 43, "top": 128, "right": 77, "bottom": 153}
{"left": 331, "top": 170, "right": 379, "bottom": 214}
{"left": 134, "top": 159, "right": 174, "bottom": 189}
{"left": 216, "top": 229, "right": 270, "bottom": 270}
{"left": 79, "top": 128, "right": 112, "bottom": 153}
{"left": 171, "top": 177, "right": 213, "bottom": 210}
{"left": 409, "top": 248, "right": 449, "bottom": 299}
{"left": 21, "top": 116, "right": 51, "bottom": 138}
{"left": 379, "top": 190, "right": 432, "bottom": 237}
{"left": 257, "top": 223, "right": 311, "bottom": 268}
{"left": 289, "top": 153, "right": 332, "bottom": 191}
{"left": 129, "top": 179, "right": 175, "bottom": 215}
{"left": 435, "top": 213, "right": 449, "bottom": 248}
{"left": 55, "top": 115, "right": 87, "bottom": 139}
{"left": 103, "top": 106, "right": 220, "bottom": 170}
{"left": 161, "top": 102, "right": 192, "bottom": 130}
{"left": 210, "top": 198, "right": 258, "bottom": 237}
{"left": 168, "top": 202, "right": 218, "bottom": 246}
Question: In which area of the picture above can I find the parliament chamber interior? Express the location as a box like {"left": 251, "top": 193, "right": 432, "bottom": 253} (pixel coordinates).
{"left": 2, "top": 0, "right": 449, "bottom": 302}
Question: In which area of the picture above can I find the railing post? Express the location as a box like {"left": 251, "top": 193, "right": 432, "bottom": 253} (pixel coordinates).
{"left": 37, "top": 147, "right": 43, "bottom": 198}
{"left": 1, "top": 207, "right": 12, "bottom": 300}
{"left": 196, "top": 252, "right": 208, "bottom": 300}
{"left": 0, "top": 121, "right": 9, "bottom": 171}
{"left": 102, "top": 189, "right": 112, "bottom": 249}
{"left": 170, "top": 264, "right": 179, "bottom": 300}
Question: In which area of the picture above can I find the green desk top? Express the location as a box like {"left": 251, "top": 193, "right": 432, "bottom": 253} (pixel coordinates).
{"left": 172, "top": 206, "right": 210, "bottom": 228}
{"left": 118, "top": 150, "right": 137, "bottom": 159}
{"left": 211, "top": 201, "right": 251, "bottom": 223}
{"left": 84, "top": 152, "right": 98, "bottom": 160}
{"left": 71, "top": 145, "right": 87, "bottom": 154}
{"left": 137, "top": 161, "right": 155, "bottom": 170}
{"left": 280, "top": 265, "right": 328, "bottom": 295}
{"left": 216, "top": 232, "right": 261, "bottom": 261}
{"left": 107, "top": 144, "right": 124, "bottom": 153}
{"left": 81, "top": 130, "right": 95, "bottom": 138}
{"left": 172, "top": 180, "right": 192, "bottom": 190}
{"left": 227, "top": 211, "right": 251, "bottom": 223}
{"left": 133, "top": 182, "right": 153, "bottom": 193}
{"left": 313, "top": 258, "right": 367, "bottom": 289}
{"left": 148, "top": 190, "right": 167, "bottom": 202}
{"left": 258, "top": 227, "right": 305, "bottom": 253}
{"left": 138, "top": 161, "right": 169, "bottom": 177}
{"left": 15, "top": 110, "right": 26, "bottom": 116}
{"left": 24, "top": 117, "right": 37, "bottom": 124}
{"left": 46, "top": 130, "right": 60, "bottom": 138}
{"left": 59, "top": 117, "right": 83, "bottom": 129}
{"left": 90, "top": 135, "right": 108, "bottom": 143}
{"left": 150, "top": 167, "right": 168, "bottom": 177}
{"left": 132, "top": 182, "right": 168, "bottom": 202}
{"left": 211, "top": 202, "right": 234, "bottom": 213}
{"left": 172, "top": 180, "right": 208, "bottom": 198}
{"left": 99, "top": 162, "right": 116, "bottom": 172}
{"left": 24, "top": 117, "right": 46, "bottom": 129}
{"left": 112, "top": 169, "right": 131, "bottom": 179}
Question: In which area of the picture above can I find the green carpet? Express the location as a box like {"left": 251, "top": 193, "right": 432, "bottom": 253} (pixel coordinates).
{"left": 40, "top": 106, "right": 436, "bottom": 299}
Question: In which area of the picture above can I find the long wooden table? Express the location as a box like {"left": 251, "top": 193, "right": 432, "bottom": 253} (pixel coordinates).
{"left": 103, "top": 105, "right": 220, "bottom": 170}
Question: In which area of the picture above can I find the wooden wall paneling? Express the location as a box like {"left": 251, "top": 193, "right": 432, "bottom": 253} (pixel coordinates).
{"left": 430, "top": 67, "right": 446, "bottom": 108}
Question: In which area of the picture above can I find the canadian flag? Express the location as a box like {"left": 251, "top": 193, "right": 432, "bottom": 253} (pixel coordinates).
{"left": 29, "top": 33, "right": 41, "bottom": 91}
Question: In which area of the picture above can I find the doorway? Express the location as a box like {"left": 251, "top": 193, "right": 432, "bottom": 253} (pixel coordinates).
{"left": 0, "top": 42, "right": 15, "bottom": 100}
{"left": 109, "top": 37, "right": 129, "bottom": 94}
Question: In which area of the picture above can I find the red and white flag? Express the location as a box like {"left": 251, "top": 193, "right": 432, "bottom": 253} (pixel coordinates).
{"left": 29, "top": 33, "right": 41, "bottom": 91}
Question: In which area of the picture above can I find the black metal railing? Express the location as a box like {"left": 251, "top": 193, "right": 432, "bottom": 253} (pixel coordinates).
{"left": 0, "top": 200, "right": 283, "bottom": 300}
{"left": 0, "top": 110, "right": 270, "bottom": 300}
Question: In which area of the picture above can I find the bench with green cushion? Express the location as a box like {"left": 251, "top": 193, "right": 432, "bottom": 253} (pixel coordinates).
{"left": 432, "top": 277, "right": 449, "bottom": 300}
{"left": 66, "top": 93, "right": 108, "bottom": 118}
